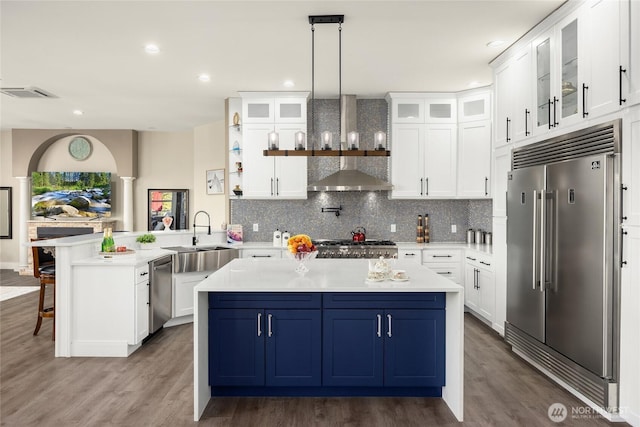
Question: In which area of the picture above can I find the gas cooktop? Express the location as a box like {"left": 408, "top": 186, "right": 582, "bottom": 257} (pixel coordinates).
{"left": 313, "top": 239, "right": 396, "bottom": 247}
{"left": 313, "top": 240, "right": 397, "bottom": 258}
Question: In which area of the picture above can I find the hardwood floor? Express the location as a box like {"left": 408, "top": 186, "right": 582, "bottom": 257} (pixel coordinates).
{"left": 0, "top": 269, "right": 626, "bottom": 426}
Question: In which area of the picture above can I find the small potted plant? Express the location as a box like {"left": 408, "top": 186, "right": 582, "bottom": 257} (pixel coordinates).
{"left": 136, "top": 233, "right": 157, "bottom": 249}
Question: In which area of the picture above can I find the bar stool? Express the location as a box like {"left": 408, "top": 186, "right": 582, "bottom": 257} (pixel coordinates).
{"left": 31, "top": 243, "right": 55, "bottom": 340}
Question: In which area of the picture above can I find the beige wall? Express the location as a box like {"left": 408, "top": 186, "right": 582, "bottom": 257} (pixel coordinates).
{"left": 0, "top": 131, "right": 19, "bottom": 268}
{"left": 0, "top": 120, "right": 228, "bottom": 270}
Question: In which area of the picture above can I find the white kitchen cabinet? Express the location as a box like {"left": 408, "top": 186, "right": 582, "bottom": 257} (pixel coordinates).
{"left": 532, "top": 11, "right": 586, "bottom": 135}
{"left": 457, "top": 120, "right": 491, "bottom": 198}
{"left": 243, "top": 98, "right": 275, "bottom": 123}
{"left": 423, "top": 248, "right": 462, "bottom": 284}
{"left": 425, "top": 97, "right": 457, "bottom": 124}
{"left": 275, "top": 98, "right": 307, "bottom": 123}
{"left": 464, "top": 251, "right": 495, "bottom": 324}
{"left": 458, "top": 90, "right": 491, "bottom": 123}
{"left": 173, "top": 271, "right": 211, "bottom": 318}
{"left": 623, "top": 106, "right": 640, "bottom": 226}
{"left": 71, "top": 262, "right": 150, "bottom": 356}
{"left": 494, "top": 59, "right": 515, "bottom": 147}
{"left": 241, "top": 124, "right": 307, "bottom": 199}
{"left": 492, "top": 145, "right": 512, "bottom": 217}
{"left": 134, "top": 264, "right": 150, "bottom": 344}
{"left": 390, "top": 98, "right": 425, "bottom": 123}
{"left": 389, "top": 123, "right": 456, "bottom": 199}
{"left": 491, "top": 217, "right": 507, "bottom": 336}
{"left": 494, "top": 47, "right": 533, "bottom": 147}
{"left": 582, "top": 0, "right": 625, "bottom": 119}
{"left": 240, "top": 248, "right": 283, "bottom": 259}
{"left": 625, "top": 0, "right": 640, "bottom": 107}
{"left": 619, "top": 225, "right": 640, "bottom": 427}
{"left": 240, "top": 92, "right": 309, "bottom": 200}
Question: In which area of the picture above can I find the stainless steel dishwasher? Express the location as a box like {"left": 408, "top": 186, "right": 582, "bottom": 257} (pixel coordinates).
{"left": 149, "top": 255, "right": 173, "bottom": 334}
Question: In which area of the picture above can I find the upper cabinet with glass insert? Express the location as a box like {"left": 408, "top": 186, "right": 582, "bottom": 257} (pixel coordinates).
{"left": 390, "top": 95, "right": 456, "bottom": 124}
{"left": 241, "top": 93, "right": 307, "bottom": 124}
{"left": 532, "top": 12, "right": 585, "bottom": 135}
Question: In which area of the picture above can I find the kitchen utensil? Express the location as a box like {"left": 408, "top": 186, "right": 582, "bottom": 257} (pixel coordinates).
{"left": 351, "top": 226, "right": 366, "bottom": 242}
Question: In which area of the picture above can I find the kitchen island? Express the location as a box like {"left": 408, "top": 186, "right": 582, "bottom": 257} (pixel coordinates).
{"left": 193, "top": 258, "right": 464, "bottom": 422}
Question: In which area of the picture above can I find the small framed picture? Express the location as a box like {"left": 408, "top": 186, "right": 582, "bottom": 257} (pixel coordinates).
{"left": 206, "top": 169, "right": 225, "bottom": 195}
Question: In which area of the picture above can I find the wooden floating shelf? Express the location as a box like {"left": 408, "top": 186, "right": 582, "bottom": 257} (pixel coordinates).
{"left": 263, "top": 149, "right": 390, "bottom": 157}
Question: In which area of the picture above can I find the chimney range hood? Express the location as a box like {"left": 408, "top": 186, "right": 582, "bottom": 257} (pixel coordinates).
{"left": 307, "top": 95, "right": 393, "bottom": 192}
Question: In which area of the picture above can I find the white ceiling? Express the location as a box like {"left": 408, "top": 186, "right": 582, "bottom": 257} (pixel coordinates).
{"left": 0, "top": 0, "right": 564, "bottom": 132}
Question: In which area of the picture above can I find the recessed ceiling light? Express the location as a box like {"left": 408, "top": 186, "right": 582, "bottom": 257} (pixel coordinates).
{"left": 73, "top": 110, "right": 84, "bottom": 116}
{"left": 283, "top": 80, "right": 295, "bottom": 88}
{"left": 144, "top": 44, "right": 160, "bottom": 54}
{"left": 486, "top": 40, "right": 505, "bottom": 48}
{"left": 198, "top": 74, "right": 211, "bottom": 82}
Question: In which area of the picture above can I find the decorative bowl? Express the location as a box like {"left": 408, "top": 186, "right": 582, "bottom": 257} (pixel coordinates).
{"left": 287, "top": 250, "right": 318, "bottom": 275}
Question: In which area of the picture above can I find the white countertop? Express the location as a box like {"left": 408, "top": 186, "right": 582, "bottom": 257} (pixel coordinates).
{"left": 397, "top": 241, "right": 493, "bottom": 255}
{"left": 71, "top": 248, "right": 176, "bottom": 266}
{"left": 195, "top": 258, "right": 463, "bottom": 293}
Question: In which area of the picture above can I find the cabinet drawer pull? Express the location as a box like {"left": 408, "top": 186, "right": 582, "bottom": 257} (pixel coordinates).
{"left": 251, "top": 255, "right": 272, "bottom": 258}
{"left": 267, "top": 313, "right": 273, "bottom": 337}
{"left": 437, "top": 271, "right": 452, "bottom": 275}
{"left": 257, "top": 313, "right": 262, "bottom": 337}
{"left": 525, "top": 109, "right": 531, "bottom": 136}
{"left": 376, "top": 314, "right": 382, "bottom": 338}
{"left": 425, "top": 177, "right": 429, "bottom": 196}
{"left": 387, "top": 314, "right": 392, "bottom": 338}
{"left": 404, "top": 253, "right": 416, "bottom": 257}
{"left": 506, "top": 117, "right": 511, "bottom": 142}
{"left": 140, "top": 271, "right": 149, "bottom": 276}
{"left": 432, "top": 255, "right": 452, "bottom": 258}
{"left": 466, "top": 256, "right": 476, "bottom": 261}
{"left": 420, "top": 178, "right": 424, "bottom": 196}
{"left": 485, "top": 177, "right": 489, "bottom": 196}
{"left": 480, "top": 261, "right": 491, "bottom": 266}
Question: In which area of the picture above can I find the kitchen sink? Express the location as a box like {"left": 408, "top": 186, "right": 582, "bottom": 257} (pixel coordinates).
{"left": 162, "top": 246, "right": 239, "bottom": 273}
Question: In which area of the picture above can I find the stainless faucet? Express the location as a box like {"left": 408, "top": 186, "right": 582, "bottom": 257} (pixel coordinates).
{"left": 192, "top": 210, "right": 211, "bottom": 245}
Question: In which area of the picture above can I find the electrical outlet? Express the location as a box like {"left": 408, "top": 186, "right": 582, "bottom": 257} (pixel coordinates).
{"left": 451, "top": 224, "right": 457, "bottom": 233}
{"left": 253, "top": 223, "right": 259, "bottom": 231}
{"left": 390, "top": 224, "right": 396, "bottom": 232}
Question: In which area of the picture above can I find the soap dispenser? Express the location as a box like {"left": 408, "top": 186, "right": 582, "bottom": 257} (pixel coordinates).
{"left": 273, "top": 229, "right": 282, "bottom": 247}
{"left": 281, "top": 231, "right": 291, "bottom": 247}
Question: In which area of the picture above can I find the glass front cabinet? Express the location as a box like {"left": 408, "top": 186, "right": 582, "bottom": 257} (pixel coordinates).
{"left": 533, "top": 12, "right": 584, "bottom": 135}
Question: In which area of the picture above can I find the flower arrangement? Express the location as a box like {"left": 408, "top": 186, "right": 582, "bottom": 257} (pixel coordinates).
{"left": 287, "top": 234, "right": 316, "bottom": 257}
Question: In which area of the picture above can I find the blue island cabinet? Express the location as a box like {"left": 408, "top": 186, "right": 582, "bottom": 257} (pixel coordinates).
{"left": 322, "top": 293, "right": 446, "bottom": 389}
{"left": 208, "top": 293, "right": 322, "bottom": 388}
{"left": 208, "top": 291, "right": 445, "bottom": 396}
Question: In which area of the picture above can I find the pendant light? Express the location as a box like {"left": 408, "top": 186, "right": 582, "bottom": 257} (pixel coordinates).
{"left": 262, "top": 15, "right": 389, "bottom": 157}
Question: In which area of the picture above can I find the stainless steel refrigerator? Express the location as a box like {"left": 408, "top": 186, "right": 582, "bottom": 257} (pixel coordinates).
{"left": 505, "top": 120, "right": 621, "bottom": 410}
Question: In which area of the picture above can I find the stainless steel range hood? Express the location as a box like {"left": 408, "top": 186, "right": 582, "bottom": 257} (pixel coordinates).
{"left": 307, "top": 95, "right": 393, "bottom": 192}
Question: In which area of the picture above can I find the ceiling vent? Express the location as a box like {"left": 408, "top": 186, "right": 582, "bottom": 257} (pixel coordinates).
{"left": 0, "top": 87, "right": 57, "bottom": 98}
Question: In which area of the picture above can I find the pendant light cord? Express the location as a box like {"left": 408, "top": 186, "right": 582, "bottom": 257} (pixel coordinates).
{"left": 338, "top": 22, "right": 342, "bottom": 143}
{"left": 311, "top": 23, "right": 315, "bottom": 150}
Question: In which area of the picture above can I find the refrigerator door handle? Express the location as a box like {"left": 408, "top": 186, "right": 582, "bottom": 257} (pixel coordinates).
{"left": 532, "top": 190, "right": 539, "bottom": 290}
{"left": 539, "top": 189, "right": 546, "bottom": 293}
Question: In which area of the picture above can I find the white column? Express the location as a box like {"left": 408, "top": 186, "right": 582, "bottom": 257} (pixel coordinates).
{"left": 120, "top": 177, "right": 135, "bottom": 231}
{"left": 17, "top": 176, "right": 30, "bottom": 272}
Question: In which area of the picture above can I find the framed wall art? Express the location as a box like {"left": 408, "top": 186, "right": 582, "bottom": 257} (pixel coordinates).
{"left": 206, "top": 169, "right": 225, "bottom": 195}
